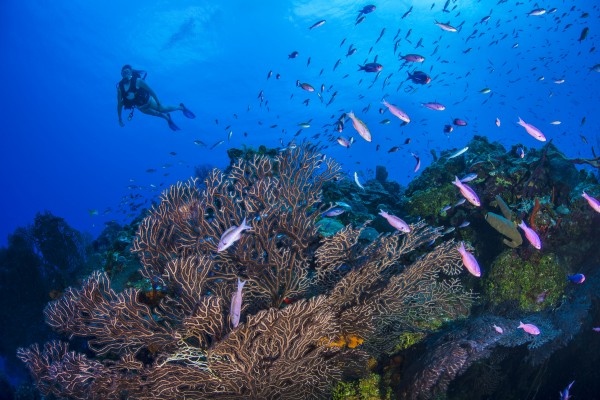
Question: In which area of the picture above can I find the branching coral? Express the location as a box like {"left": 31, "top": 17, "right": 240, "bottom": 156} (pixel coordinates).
{"left": 18, "top": 144, "right": 475, "bottom": 399}
{"left": 132, "top": 144, "right": 341, "bottom": 308}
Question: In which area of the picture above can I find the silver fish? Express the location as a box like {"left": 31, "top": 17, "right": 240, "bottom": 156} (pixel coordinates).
{"left": 217, "top": 217, "right": 252, "bottom": 252}
{"left": 230, "top": 278, "right": 246, "bottom": 328}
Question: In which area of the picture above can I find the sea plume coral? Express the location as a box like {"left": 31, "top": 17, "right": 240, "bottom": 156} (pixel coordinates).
{"left": 18, "top": 144, "right": 474, "bottom": 399}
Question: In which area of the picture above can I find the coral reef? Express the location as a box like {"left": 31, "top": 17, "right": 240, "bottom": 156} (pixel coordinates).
{"left": 11, "top": 134, "right": 600, "bottom": 399}
{"left": 18, "top": 144, "right": 474, "bottom": 399}
{"left": 484, "top": 250, "right": 567, "bottom": 312}
{"left": 332, "top": 373, "right": 392, "bottom": 400}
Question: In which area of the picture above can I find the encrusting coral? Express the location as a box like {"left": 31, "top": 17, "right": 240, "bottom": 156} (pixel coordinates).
{"left": 18, "top": 144, "right": 474, "bottom": 399}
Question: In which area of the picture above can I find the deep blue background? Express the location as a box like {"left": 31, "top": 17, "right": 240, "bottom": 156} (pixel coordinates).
{"left": 1, "top": 0, "right": 598, "bottom": 246}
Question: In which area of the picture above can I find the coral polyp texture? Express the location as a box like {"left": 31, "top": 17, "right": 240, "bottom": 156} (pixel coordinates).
{"left": 18, "top": 144, "right": 474, "bottom": 399}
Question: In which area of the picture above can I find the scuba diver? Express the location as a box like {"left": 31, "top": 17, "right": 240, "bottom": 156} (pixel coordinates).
{"left": 117, "top": 64, "right": 195, "bottom": 130}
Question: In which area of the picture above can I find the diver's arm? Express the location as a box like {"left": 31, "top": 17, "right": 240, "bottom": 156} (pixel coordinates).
{"left": 117, "top": 87, "right": 124, "bottom": 126}
{"left": 138, "top": 80, "right": 160, "bottom": 106}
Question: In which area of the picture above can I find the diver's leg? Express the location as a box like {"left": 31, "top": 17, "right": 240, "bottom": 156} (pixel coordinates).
{"left": 138, "top": 98, "right": 169, "bottom": 120}
{"left": 156, "top": 104, "right": 183, "bottom": 113}
{"left": 138, "top": 106, "right": 169, "bottom": 121}
{"left": 143, "top": 97, "right": 184, "bottom": 113}
{"left": 140, "top": 98, "right": 181, "bottom": 130}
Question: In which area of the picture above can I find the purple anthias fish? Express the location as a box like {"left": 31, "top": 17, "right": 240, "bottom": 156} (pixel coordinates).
{"left": 379, "top": 210, "right": 411, "bottom": 233}
{"left": 457, "top": 241, "right": 481, "bottom": 277}
{"left": 493, "top": 324, "right": 503, "bottom": 334}
{"left": 453, "top": 118, "right": 468, "bottom": 126}
{"left": 382, "top": 99, "right": 410, "bottom": 123}
{"left": 567, "top": 273, "right": 585, "bottom": 284}
{"left": 358, "top": 63, "right": 383, "bottom": 72}
{"left": 322, "top": 207, "right": 345, "bottom": 217}
{"left": 217, "top": 217, "right": 252, "bottom": 252}
{"left": 452, "top": 176, "right": 481, "bottom": 206}
{"left": 422, "top": 102, "right": 445, "bottom": 111}
{"left": 411, "top": 152, "right": 421, "bottom": 172}
{"left": 582, "top": 191, "right": 600, "bottom": 213}
{"left": 517, "top": 117, "right": 546, "bottom": 142}
{"left": 516, "top": 147, "right": 525, "bottom": 158}
{"left": 518, "top": 321, "right": 541, "bottom": 335}
{"left": 559, "top": 381, "right": 574, "bottom": 400}
{"left": 407, "top": 71, "right": 431, "bottom": 84}
{"left": 230, "top": 278, "right": 246, "bottom": 328}
{"left": 400, "top": 53, "right": 425, "bottom": 62}
{"left": 337, "top": 136, "right": 352, "bottom": 148}
{"left": 518, "top": 220, "right": 541, "bottom": 250}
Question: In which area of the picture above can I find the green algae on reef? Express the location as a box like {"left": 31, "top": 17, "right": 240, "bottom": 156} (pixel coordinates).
{"left": 484, "top": 250, "right": 567, "bottom": 312}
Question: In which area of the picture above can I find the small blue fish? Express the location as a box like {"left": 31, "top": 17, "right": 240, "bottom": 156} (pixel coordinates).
{"left": 567, "top": 274, "right": 585, "bottom": 284}
{"left": 335, "top": 201, "right": 352, "bottom": 209}
{"left": 559, "top": 380, "right": 574, "bottom": 400}
{"left": 442, "top": 227, "right": 455, "bottom": 235}
{"left": 322, "top": 207, "right": 345, "bottom": 217}
{"left": 458, "top": 221, "right": 470, "bottom": 228}
{"left": 460, "top": 173, "right": 478, "bottom": 183}
{"left": 440, "top": 205, "right": 452, "bottom": 214}
{"left": 454, "top": 198, "right": 466, "bottom": 207}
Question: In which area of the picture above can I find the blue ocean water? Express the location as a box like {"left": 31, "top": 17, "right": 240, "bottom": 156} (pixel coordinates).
{"left": 1, "top": 0, "right": 597, "bottom": 247}
{"left": 1, "top": 1, "right": 599, "bottom": 398}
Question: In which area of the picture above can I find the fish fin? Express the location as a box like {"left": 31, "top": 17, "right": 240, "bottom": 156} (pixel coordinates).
{"left": 241, "top": 217, "right": 252, "bottom": 230}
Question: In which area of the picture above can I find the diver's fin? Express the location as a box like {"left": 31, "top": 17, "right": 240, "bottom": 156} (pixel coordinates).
{"left": 180, "top": 103, "right": 196, "bottom": 119}
{"left": 166, "top": 114, "right": 181, "bottom": 131}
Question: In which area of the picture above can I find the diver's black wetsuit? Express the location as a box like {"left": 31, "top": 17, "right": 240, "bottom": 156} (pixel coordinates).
{"left": 118, "top": 75, "right": 150, "bottom": 109}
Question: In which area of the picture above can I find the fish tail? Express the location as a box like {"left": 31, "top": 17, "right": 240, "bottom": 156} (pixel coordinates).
{"left": 241, "top": 217, "right": 252, "bottom": 230}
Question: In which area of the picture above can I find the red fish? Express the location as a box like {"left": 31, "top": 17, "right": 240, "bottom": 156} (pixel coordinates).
{"left": 358, "top": 63, "right": 383, "bottom": 72}
{"left": 400, "top": 54, "right": 425, "bottom": 62}
{"left": 299, "top": 82, "right": 315, "bottom": 92}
